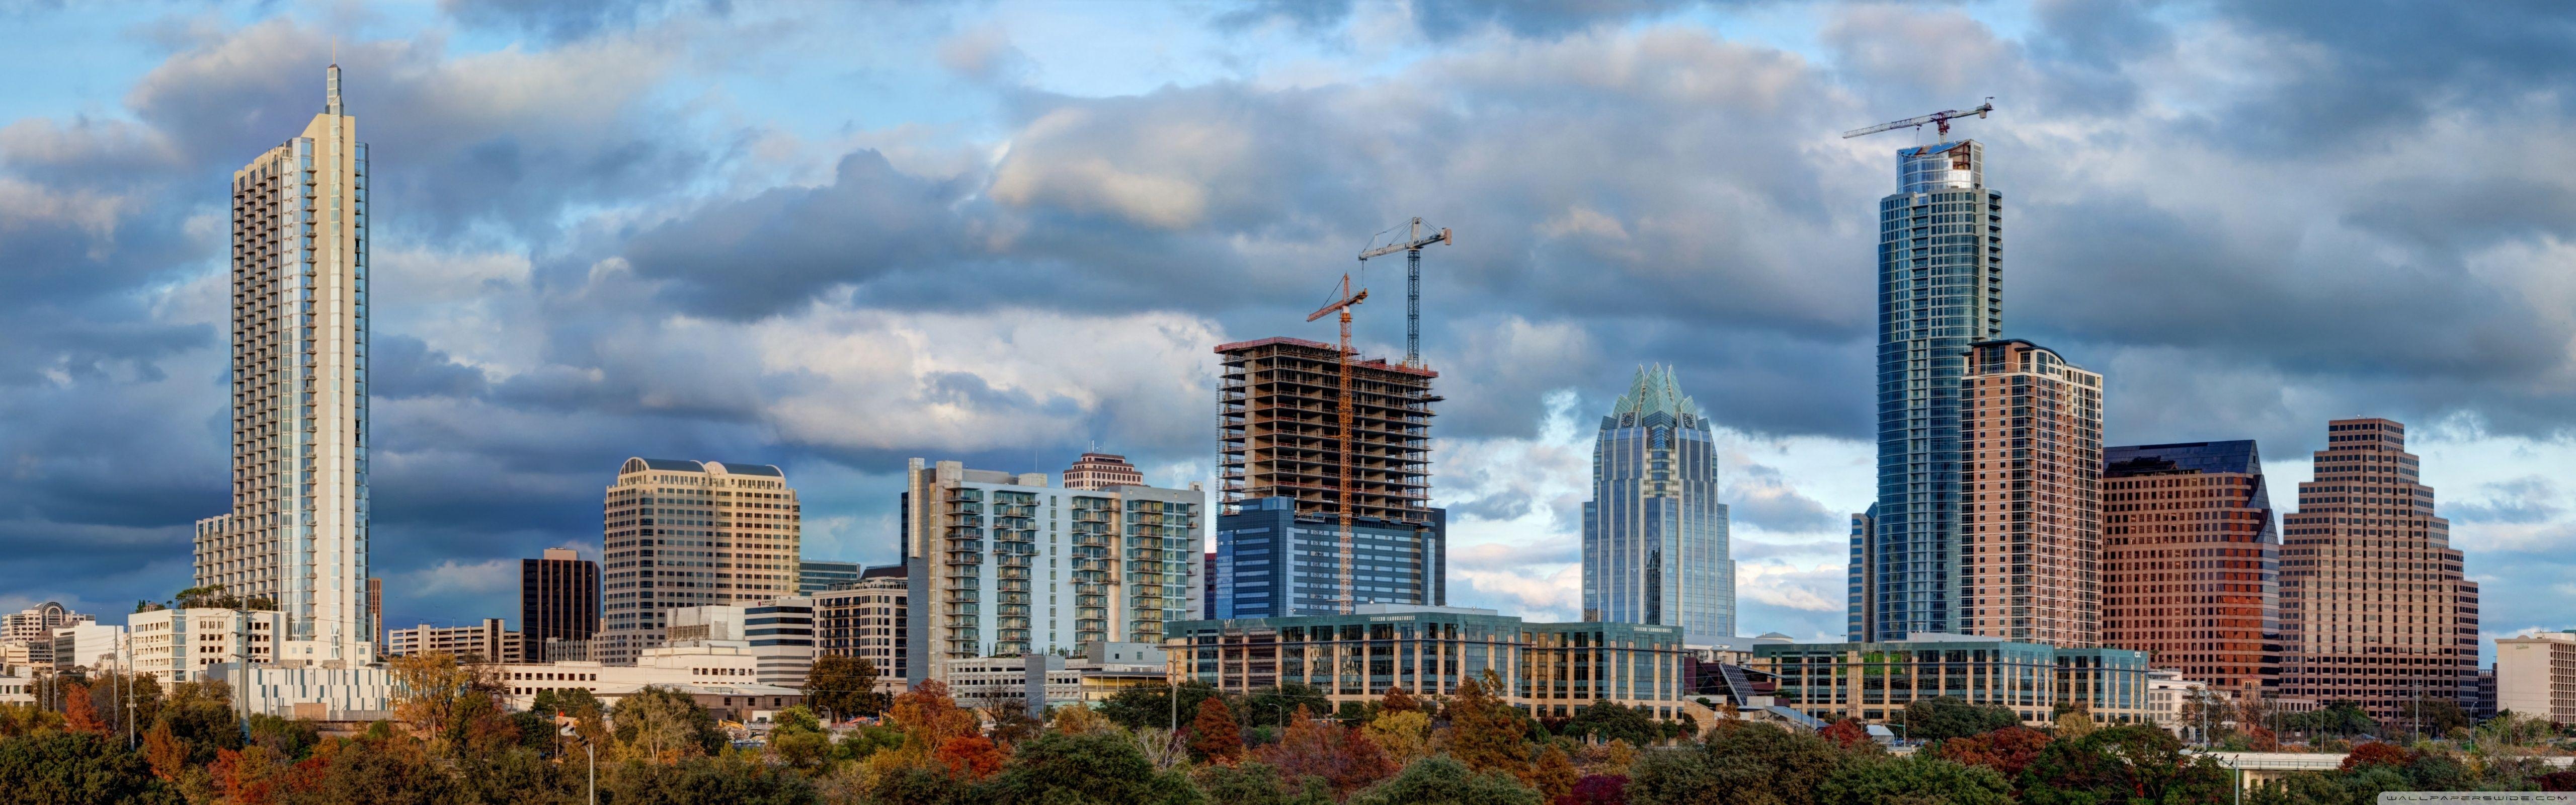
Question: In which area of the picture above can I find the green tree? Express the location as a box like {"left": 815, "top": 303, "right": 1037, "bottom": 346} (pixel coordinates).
{"left": 0, "top": 731, "right": 182, "bottom": 804}
{"left": 800, "top": 655, "right": 886, "bottom": 720}
{"left": 2394, "top": 696, "right": 2471, "bottom": 739}
{"left": 1192, "top": 761, "right": 1333, "bottom": 805}
{"left": 2017, "top": 724, "right": 2231, "bottom": 805}
{"left": 977, "top": 730, "right": 1204, "bottom": 805}
{"left": 1099, "top": 681, "right": 1223, "bottom": 732}
{"left": 601, "top": 751, "right": 820, "bottom": 805}
{"left": 1561, "top": 700, "right": 1661, "bottom": 746}
{"left": 769, "top": 705, "right": 832, "bottom": 772}
{"left": 1629, "top": 721, "right": 1855, "bottom": 805}
{"left": 1820, "top": 755, "right": 2014, "bottom": 805}
{"left": 835, "top": 724, "right": 905, "bottom": 762}
{"left": 1902, "top": 696, "right": 2022, "bottom": 741}
{"left": 1348, "top": 756, "right": 1543, "bottom": 805}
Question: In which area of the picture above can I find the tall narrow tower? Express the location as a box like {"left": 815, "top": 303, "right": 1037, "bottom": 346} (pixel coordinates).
{"left": 1582, "top": 365, "right": 1734, "bottom": 642}
{"left": 193, "top": 63, "right": 374, "bottom": 667}
{"left": 1855, "top": 139, "right": 2004, "bottom": 641}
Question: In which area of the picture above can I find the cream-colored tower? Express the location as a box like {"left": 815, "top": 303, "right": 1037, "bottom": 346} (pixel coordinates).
{"left": 192, "top": 64, "right": 374, "bottom": 667}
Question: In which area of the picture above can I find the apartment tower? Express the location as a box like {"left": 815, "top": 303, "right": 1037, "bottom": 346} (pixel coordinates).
{"left": 815, "top": 565, "right": 908, "bottom": 696}
{"left": 903, "top": 459, "right": 1205, "bottom": 683}
{"left": 191, "top": 63, "right": 375, "bottom": 667}
{"left": 522, "top": 547, "right": 601, "bottom": 647}
{"left": 2280, "top": 419, "right": 2479, "bottom": 719}
{"left": 2102, "top": 441, "right": 2279, "bottom": 696}
{"left": 1581, "top": 365, "right": 1735, "bottom": 642}
{"left": 598, "top": 458, "right": 802, "bottom": 665}
{"left": 1854, "top": 138, "right": 2004, "bottom": 641}
{"left": 1958, "top": 340, "right": 2101, "bottom": 648}
{"left": 1215, "top": 337, "right": 1445, "bottom": 615}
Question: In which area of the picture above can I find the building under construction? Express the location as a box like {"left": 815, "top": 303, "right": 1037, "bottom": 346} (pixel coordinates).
{"left": 1211, "top": 337, "right": 1446, "bottom": 617}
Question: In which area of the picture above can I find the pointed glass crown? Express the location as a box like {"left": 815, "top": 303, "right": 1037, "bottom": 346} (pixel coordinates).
{"left": 1612, "top": 364, "right": 1701, "bottom": 420}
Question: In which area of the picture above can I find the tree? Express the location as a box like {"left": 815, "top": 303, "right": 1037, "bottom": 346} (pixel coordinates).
{"left": 1100, "top": 681, "right": 1224, "bottom": 732}
{"left": 1933, "top": 725, "right": 2051, "bottom": 777}
{"left": 1901, "top": 696, "right": 2021, "bottom": 741}
{"left": 1819, "top": 755, "right": 2012, "bottom": 805}
{"left": 980, "top": 730, "right": 1204, "bottom": 805}
{"left": 1443, "top": 675, "right": 1532, "bottom": 775}
{"left": 610, "top": 686, "right": 726, "bottom": 763}
{"left": 1527, "top": 745, "right": 1578, "bottom": 801}
{"left": 880, "top": 681, "right": 980, "bottom": 771}
{"left": 769, "top": 705, "right": 831, "bottom": 772}
{"left": 1365, "top": 709, "right": 1434, "bottom": 767}
{"left": 388, "top": 652, "right": 487, "bottom": 755}
{"left": 835, "top": 724, "right": 905, "bottom": 762}
{"left": 599, "top": 751, "right": 819, "bottom": 805}
{"left": 869, "top": 763, "right": 972, "bottom": 805}
{"left": 1381, "top": 687, "right": 1422, "bottom": 714}
{"left": 2051, "top": 709, "right": 2096, "bottom": 739}
{"left": 933, "top": 735, "right": 1003, "bottom": 781}
{"left": 801, "top": 655, "right": 886, "bottom": 720}
{"left": 1190, "top": 696, "right": 1244, "bottom": 762}
{"left": 1628, "top": 721, "right": 1851, "bottom": 805}
{"left": 1818, "top": 718, "right": 1870, "bottom": 750}
{"left": 2395, "top": 696, "right": 2471, "bottom": 739}
{"left": 1193, "top": 761, "right": 1332, "bottom": 805}
{"left": 1348, "top": 756, "right": 1543, "bottom": 805}
{"left": 1258, "top": 706, "right": 1400, "bottom": 798}
{"left": 1561, "top": 701, "right": 1661, "bottom": 747}
{"left": 59, "top": 682, "right": 107, "bottom": 735}
{"left": 0, "top": 731, "right": 181, "bottom": 804}
{"left": 1560, "top": 774, "right": 1628, "bottom": 805}
{"left": 1050, "top": 704, "right": 1112, "bottom": 735}
{"left": 2017, "top": 725, "right": 2231, "bottom": 805}
{"left": 0, "top": 703, "right": 65, "bottom": 739}
{"left": 2340, "top": 741, "right": 2415, "bottom": 771}
{"left": 989, "top": 707, "right": 1043, "bottom": 747}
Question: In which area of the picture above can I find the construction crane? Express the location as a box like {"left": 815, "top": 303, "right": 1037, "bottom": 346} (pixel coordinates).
{"left": 1841, "top": 98, "right": 1994, "bottom": 140}
{"left": 1357, "top": 218, "right": 1453, "bottom": 367}
{"left": 1306, "top": 274, "right": 1367, "bottom": 614}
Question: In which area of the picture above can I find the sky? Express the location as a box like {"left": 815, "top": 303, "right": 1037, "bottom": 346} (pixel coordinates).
{"left": 2, "top": 0, "right": 2572, "bottom": 659}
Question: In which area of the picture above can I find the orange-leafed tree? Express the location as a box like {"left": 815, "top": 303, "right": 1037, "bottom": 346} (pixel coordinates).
{"left": 61, "top": 682, "right": 108, "bottom": 734}
{"left": 1936, "top": 725, "right": 2052, "bottom": 776}
{"left": 878, "top": 680, "right": 982, "bottom": 772}
{"left": 210, "top": 745, "right": 288, "bottom": 805}
{"left": 1380, "top": 687, "right": 1422, "bottom": 714}
{"left": 935, "top": 734, "right": 1006, "bottom": 780}
{"left": 1190, "top": 696, "right": 1244, "bottom": 763}
{"left": 1819, "top": 717, "right": 1870, "bottom": 750}
{"left": 1442, "top": 674, "right": 1531, "bottom": 775}
{"left": 1257, "top": 706, "right": 1398, "bottom": 799}
{"left": 2342, "top": 741, "right": 2416, "bottom": 771}
{"left": 1527, "top": 744, "right": 1578, "bottom": 801}
{"left": 143, "top": 718, "right": 189, "bottom": 781}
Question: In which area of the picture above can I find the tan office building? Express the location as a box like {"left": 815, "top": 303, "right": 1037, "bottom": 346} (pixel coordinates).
{"left": 2279, "top": 419, "right": 2478, "bottom": 720}
{"left": 1959, "top": 340, "right": 2103, "bottom": 648}
{"left": 2495, "top": 631, "right": 2576, "bottom": 725}
{"left": 815, "top": 566, "right": 907, "bottom": 696}
{"left": 1063, "top": 452, "right": 1145, "bottom": 491}
{"left": 386, "top": 618, "right": 522, "bottom": 664}
{"left": 2102, "top": 441, "right": 2280, "bottom": 697}
{"left": 598, "top": 458, "right": 802, "bottom": 665}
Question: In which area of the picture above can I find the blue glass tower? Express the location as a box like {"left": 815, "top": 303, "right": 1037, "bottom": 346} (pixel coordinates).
{"left": 1857, "top": 139, "right": 2003, "bottom": 641}
{"left": 1583, "top": 365, "right": 1734, "bottom": 643}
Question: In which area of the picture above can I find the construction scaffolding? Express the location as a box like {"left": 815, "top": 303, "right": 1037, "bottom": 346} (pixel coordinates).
{"left": 1216, "top": 337, "right": 1440, "bottom": 524}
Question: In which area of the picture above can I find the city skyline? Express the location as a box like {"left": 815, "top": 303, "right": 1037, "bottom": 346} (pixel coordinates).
{"left": 3, "top": 2, "right": 2574, "bottom": 663}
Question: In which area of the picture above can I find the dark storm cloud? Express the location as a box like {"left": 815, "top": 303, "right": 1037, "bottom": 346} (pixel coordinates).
{"left": 2201, "top": 1, "right": 2576, "bottom": 155}
{"left": 621, "top": 150, "right": 978, "bottom": 319}
{"left": 370, "top": 336, "right": 490, "bottom": 399}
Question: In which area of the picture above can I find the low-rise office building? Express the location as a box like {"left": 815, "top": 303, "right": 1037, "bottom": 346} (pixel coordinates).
{"left": 1169, "top": 605, "right": 1690, "bottom": 719}
{"left": 1751, "top": 633, "right": 2151, "bottom": 727}
{"left": 946, "top": 642, "right": 1171, "bottom": 716}
{"left": 49, "top": 623, "right": 127, "bottom": 673}
{"left": 2496, "top": 631, "right": 2576, "bottom": 725}
{"left": 666, "top": 597, "right": 816, "bottom": 688}
{"left": 387, "top": 619, "right": 524, "bottom": 664}
{"left": 490, "top": 643, "right": 800, "bottom": 721}
{"left": 127, "top": 608, "right": 285, "bottom": 684}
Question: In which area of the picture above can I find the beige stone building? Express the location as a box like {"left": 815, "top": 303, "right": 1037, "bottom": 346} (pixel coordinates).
{"left": 597, "top": 458, "right": 802, "bottom": 665}
{"left": 193, "top": 64, "right": 376, "bottom": 669}
{"left": 1062, "top": 452, "right": 1145, "bottom": 491}
{"left": 2280, "top": 418, "right": 2478, "bottom": 720}
{"left": 1959, "top": 340, "right": 2103, "bottom": 648}
{"left": 2494, "top": 631, "right": 2576, "bottom": 725}
{"left": 127, "top": 608, "right": 287, "bottom": 685}
{"left": 2, "top": 602, "right": 93, "bottom": 669}
{"left": 386, "top": 618, "right": 523, "bottom": 664}
{"left": 815, "top": 566, "right": 907, "bottom": 696}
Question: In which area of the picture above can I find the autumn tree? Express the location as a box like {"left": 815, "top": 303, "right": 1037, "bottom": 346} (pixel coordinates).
{"left": 388, "top": 651, "right": 498, "bottom": 756}
{"left": 0, "top": 703, "right": 66, "bottom": 738}
{"left": 1562, "top": 774, "right": 1627, "bottom": 805}
{"left": 1819, "top": 717, "right": 1871, "bottom": 750}
{"left": 1191, "top": 696, "right": 1245, "bottom": 762}
{"left": 58, "top": 682, "right": 108, "bottom": 735}
{"left": 609, "top": 686, "right": 726, "bottom": 764}
{"left": 935, "top": 735, "right": 1005, "bottom": 781}
{"left": 1364, "top": 708, "right": 1434, "bottom": 767}
{"left": 1527, "top": 745, "right": 1578, "bottom": 801}
{"left": 883, "top": 680, "right": 981, "bottom": 771}
{"left": 1443, "top": 675, "right": 1532, "bottom": 775}
{"left": 210, "top": 745, "right": 290, "bottom": 805}
{"left": 1050, "top": 704, "right": 1112, "bottom": 735}
{"left": 2052, "top": 709, "right": 2096, "bottom": 739}
{"left": 2341, "top": 741, "right": 2416, "bottom": 771}
{"left": 1380, "top": 687, "right": 1422, "bottom": 714}
{"left": 1258, "top": 706, "right": 1399, "bottom": 798}
{"left": 1934, "top": 725, "right": 2051, "bottom": 777}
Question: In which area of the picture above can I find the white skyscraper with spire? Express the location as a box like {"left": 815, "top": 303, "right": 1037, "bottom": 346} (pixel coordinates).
{"left": 191, "top": 62, "right": 376, "bottom": 673}
{"left": 1582, "top": 366, "right": 1735, "bottom": 642}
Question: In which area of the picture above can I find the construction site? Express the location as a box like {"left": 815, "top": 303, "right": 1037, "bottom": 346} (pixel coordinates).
{"left": 1215, "top": 336, "right": 1441, "bottom": 525}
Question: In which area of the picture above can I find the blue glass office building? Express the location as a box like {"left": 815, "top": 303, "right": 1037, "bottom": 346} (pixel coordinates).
{"left": 1855, "top": 139, "right": 2003, "bottom": 641}
{"left": 1582, "top": 365, "right": 1733, "bottom": 643}
{"left": 1212, "top": 497, "right": 1446, "bottom": 618}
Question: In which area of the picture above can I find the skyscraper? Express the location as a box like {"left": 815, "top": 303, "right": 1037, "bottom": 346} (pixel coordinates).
{"left": 2280, "top": 419, "right": 2479, "bottom": 719}
{"left": 1855, "top": 138, "right": 2004, "bottom": 641}
{"left": 1213, "top": 337, "right": 1445, "bottom": 616}
{"left": 598, "top": 458, "right": 802, "bottom": 665}
{"left": 1063, "top": 452, "right": 1145, "bottom": 491}
{"left": 1958, "top": 340, "right": 2101, "bottom": 648}
{"left": 903, "top": 459, "right": 1205, "bottom": 683}
{"left": 191, "top": 63, "right": 374, "bottom": 667}
{"left": 522, "top": 547, "right": 601, "bottom": 647}
{"left": 1581, "top": 365, "right": 1734, "bottom": 642}
{"left": 2101, "top": 440, "right": 2278, "bottom": 696}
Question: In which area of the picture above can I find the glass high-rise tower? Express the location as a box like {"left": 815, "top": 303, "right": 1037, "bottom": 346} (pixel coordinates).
{"left": 1852, "top": 139, "right": 2003, "bottom": 641}
{"left": 1583, "top": 365, "right": 1733, "bottom": 643}
{"left": 192, "top": 63, "right": 374, "bottom": 666}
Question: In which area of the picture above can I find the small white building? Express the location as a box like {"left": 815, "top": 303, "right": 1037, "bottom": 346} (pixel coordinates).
{"left": 666, "top": 597, "right": 815, "bottom": 689}
{"left": 49, "top": 623, "right": 127, "bottom": 673}
{"left": 0, "top": 673, "right": 31, "bottom": 704}
{"left": 2497, "top": 631, "right": 2576, "bottom": 725}
{"left": 2145, "top": 669, "right": 2232, "bottom": 741}
{"left": 128, "top": 608, "right": 393, "bottom": 718}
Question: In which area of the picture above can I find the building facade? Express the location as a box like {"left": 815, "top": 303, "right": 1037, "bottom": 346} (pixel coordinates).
{"left": 1582, "top": 365, "right": 1734, "bottom": 642}
{"left": 1855, "top": 139, "right": 2005, "bottom": 642}
{"left": 1063, "top": 452, "right": 1145, "bottom": 491}
{"left": 48, "top": 624, "right": 126, "bottom": 673}
{"left": 797, "top": 560, "right": 863, "bottom": 596}
{"left": 2102, "top": 441, "right": 2279, "bottom": 696}
{"left": 386, "top": 618, "right": 522, "bottom": 664}
{"left": 1169, "top": 605, "right": 1691, "bottom": 720}
{"left": 2279, "top": 419, "right": 2479, "bottom": 719}
{"left": 2, "top": 603, "right": 93, "bottom": 669}
{"left": 1752, "top": 634, "right": 2149, "bottom": 727}
{"left": 903, "top": 460, "right": 1206, "bottom": 682}
{"left": 665, "top": 597, "right": 816, "bottom": 688}
{"left": 192, "top": 64, "right": 376, "bottom": 669}
{"left": 815, "top": 565, "right": 907, "bottom": 695}
{"left": 1958, "top": 340, "right": 2102, "bottom": 648}
{"left": 1212, "top": 497, "right": 1445, "bottom": 619}
{"left": 2494, "top": 631, "right": 2576, "bottom": 725}
{"left": 523, "top": 548, "right": 600, "bottom": 647}
{"left": 127, "top": 608, "right": 287, "bottom": 684}
{"left": 598, "top": 457, "right": 802, "bottom": 665}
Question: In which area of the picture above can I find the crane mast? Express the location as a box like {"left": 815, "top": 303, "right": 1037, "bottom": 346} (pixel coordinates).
{"left": 1306, "top": 275, "right": 1368, "bottom": 614}
{"left": 1357, "top": 218, "right": 1453, "bottom": 367}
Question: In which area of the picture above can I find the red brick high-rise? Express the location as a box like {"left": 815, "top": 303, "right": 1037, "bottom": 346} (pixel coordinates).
{"left": 2280, "top": 419, "right": 2478, "bottom": 719}
{"left": 2102, "top": 441, "right": 2278, "bottom": 697}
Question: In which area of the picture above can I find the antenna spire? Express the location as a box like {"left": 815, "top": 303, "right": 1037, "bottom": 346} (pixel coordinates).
{"left": 325, "top": 58, "right": 343, "bottom": 115}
